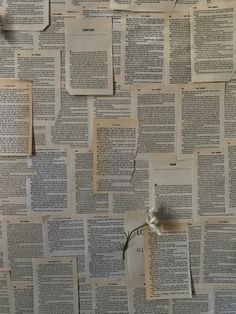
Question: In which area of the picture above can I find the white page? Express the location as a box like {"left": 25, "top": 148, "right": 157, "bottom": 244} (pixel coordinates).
{"left": 3, "top": 0, "right": 49, "bottom": 31}
{"left": 0, "top": 80, "right": 32, "bottom": 156}
{"left": 32, "top": 257, "right": 78, "bottom": 314}
{"left": 66, "top": 15, "right": 113, "bottom": 95}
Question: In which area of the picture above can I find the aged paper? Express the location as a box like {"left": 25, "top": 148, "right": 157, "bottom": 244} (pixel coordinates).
{"left": 32, "top": 257, "right": 78, "bottom": 314}
{"left": 2, "top": 217, "right": 46, "bottom": 283}
{"left": 84, "top": 213, "right": 125, "bottom": 281}
{"left": 3, "top": 0, "right": 49, "bottom": 31}
{"left": 124, "top": 211, "right": 146, "bottom": 279}
{"left": 177, "top": 83, "right": 224, "bottom": 159}
{"left": 166, "top": 11, "right": 191, "bottom": 86}
{"left": 133, "top": 88, "right": 177, "bottom": 155}
{"left": 66, "top": 15, "right": 113, "bottom": 95}
{"left": 0, "top": 271, "right": 15, "bottom": 314}
{"left": 190, "top": 2, "right": 236, "bottom": 82}
{"left": 144, "top": 223, "right": 191, "bottom": 300}
{"left": 225, "top": 139, "right": 236, "bottom": 214}
{"left": 0, "top": 80, "right": 32, "bottom": 156}
{"left": 13, "top": 282, "right": 34, "bottom": 314}
{"left": 200, "top": 219, "right": 236, "bottom": 285}
{"left": 70, "top": 149, "right": 110, "bottom": 214}
{"left": 150, "top": 157, "right": 193, "bottom": 221}
{"left": 121, "top": 14, "right": 167, "bottom": 90}
{"left": 225, "top": 74, "right": 236, "bottom": 138}
{"left": 15, "top": 50, "right": 61, "bottom": 126}
{"left": 93, "top": 118, "right": 138, "bottom": 193}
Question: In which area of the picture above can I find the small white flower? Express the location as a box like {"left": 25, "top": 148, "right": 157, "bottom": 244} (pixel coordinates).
{"left": 146, "top": 207, "right": 162, "bottom": 236}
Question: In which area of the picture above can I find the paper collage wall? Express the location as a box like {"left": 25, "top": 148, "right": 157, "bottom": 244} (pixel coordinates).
{"left": 0, "top": 0, "right": 236, "bottom": 313}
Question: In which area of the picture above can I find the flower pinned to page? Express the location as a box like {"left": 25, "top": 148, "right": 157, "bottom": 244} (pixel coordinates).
{"left": 123, "top": 207, "right": 162, "bottom": 259}
{"left": 146, "top": 207, "right": 162, "bottom": 236}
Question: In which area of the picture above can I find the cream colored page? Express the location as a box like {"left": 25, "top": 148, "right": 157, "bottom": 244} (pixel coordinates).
{"left": 128, "top": 279, "right": 171, "bottom": 314}
{"left": 225, "top": 74, "right": 236, "bottom": 138}
{"left": 166, "top": 11, "right": 191, "bottom": 86}
{"left": 0, "top": 271, "right": 15, "bottom": 314}
{"left": 0, "top": 80, "right": 32, "bottom": 156}
{"left": 13, "top": 282, "right": 34, "bottom": 314}
{"left": 67, "top": 0, "right": 109, "bottom": 11}
{"left": 66, "top": 15, "right": 113, "bottom": 95}
{"left": 144, "top": 223, "right": 191, "bottom": 300}
{"left": 32, "top": 257, "right": 78, "bottom": 314}
{"left": 69, "top": 148, "right": 110, "bottom": 214}
{"left": 2, "top": 217, "right": 46, "bottom": 283}
{"left": 131, "top": 0, "right": 176, "bottom": 12}
{"left": 193, "top": 148, "right": 232, "bottom": 221}
{"left": 200, "top": 219, "right": 236, "bottom": 285}
{"left": 225, "top": 139, "right": 236, "bottom": 213}
{"left": 190, "top": 2, "right": 236, "bottom": 82}
{"left": 150, "top": 157, "right": 193, "bottom": 221}
{"left": 0, "top": 221, "right": 3, "bottom": 268}
{"left": 93, "top": 118, "right": 139, "bottom": 193}
{"left": 121, "top": 14, "right": 167, "bottom": 90}
{"left": 15, "top": 50, "right": 61, "bottom": 126}
{"left": 124, "top": 211, "right": 146, "bottom": 279}
{"left": 3, "top": 0, "right": 49, "bottom": 31}
{"left": 177, "top": 83, "right": 224, "bottom": 159}
{"left": 134, "top": 88, "right": 177, "bottom": 155}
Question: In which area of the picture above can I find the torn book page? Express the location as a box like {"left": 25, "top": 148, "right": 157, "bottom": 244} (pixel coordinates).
{"left": 144, "top": 223, "right": 192, "bottom": 300}
{"left": 211, "top": 285, "right": 236, "bottom": 314}
{"left": 65, "top": 15, "right": 113, "bottom": 95}
{"left": 13, "top": 282, "right": 33, "bottom": 314}
{"left": 0, "top": 80, "right": 32, "bottom": 156}
{"left": 190, "top": 2, "right": 236, "bottom": 82}
{"left": 93, "top": 118, "right": 138, "bottom": 193}
{"left": 3, "top": 0, "right": 49, "bottom": 31}
{"left": 32, "top": 257, "right": 78, "bottom": 314}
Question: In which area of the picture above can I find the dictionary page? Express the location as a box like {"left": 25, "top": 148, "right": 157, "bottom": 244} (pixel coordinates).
{"left": 66, "top": 15, "right": 113, "bottom": 95}
{"left": 32, "top": 257, "right": 78, "bottom": 314}
{"left": 0, "top": 80, "right": 32, "bottom": 156}
{"left": 144, "top": 223, "right": 191, "bottom": 300}
{"left": 93, "top": 118, "right": 138, "bottom": 193}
